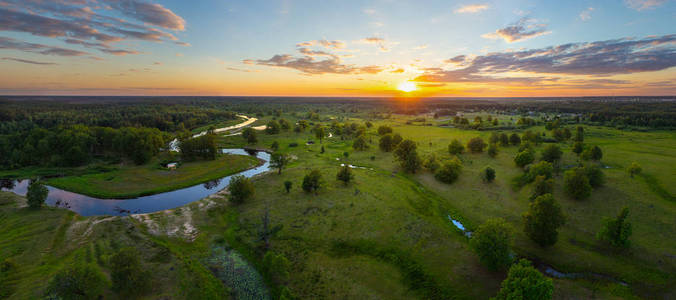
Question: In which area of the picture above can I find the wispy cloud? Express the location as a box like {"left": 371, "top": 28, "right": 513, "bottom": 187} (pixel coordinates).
{"left": 482, "top": 17, "right": 551, "bottom": 42}
{"left": 0, "top": 37, "right": 89, "bottom": 56}
{"left": 579, "top": 7, "right": 594, "bottom": 21}
{"left": 296, "top": 39, "right": 346, "bottom": 50}
{"left": 624, "top": 0, "right": 667, "bottom": 11}
{"left": 358, "top": 37, "right": 393, "bottom": 52}
{"left": 454, "top": 4, "right": 489, "bottom": 14}
{"left": 2, "top": 57, "right": 57, "bottom": 65}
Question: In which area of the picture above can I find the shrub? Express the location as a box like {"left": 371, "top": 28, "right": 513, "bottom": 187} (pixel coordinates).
{"left": 597, "top": 207, "right": 632, "bottom": 248}
{"left": 572, "top": 142, "right": 584, "bottom": 155}
{"left": 494, "top": 259, "right": 553, "bottom": 300}
{"left": 27, "top": 180, "right": 48, "bottom": 209}
{"left": 377, "top": 125, "right": 393, "bottom": 135}
{"left": 530, "top": 175, "right": 553, "bottom": 201}
{"left": 302, "top": 170, "right": 323, "bottom": 194}
{"left": 574, "top": 126, "right": 584, "bottom": 142}
{"left": 523, "top": 194, "right": 566, "bottom": 247}
{"left": 627, "top": 162, "right": 642, "bottom": 178}
{"left": 583, "top": 165, "right": 605, "bottom": 188}
{"left": 266, "top": 120, "right": 280, "bottom": 134}
{"left": 47, "top": 263, "right": 108, "bottom": 300}
{"left": 499, "top": 133, "right": 510, "bottom": 146}
{"left": 110, "top": 248, "right": 150, "bottom": 296}
{"left": 263, "top": 252, "right": 291, "bottom": 283}
{"left": 434, "top": 158, "right": 463, "bottom": 184}
{"left": 540, "top": 144, "right": 562, "bottom": 163}
{"left": 284, "top": 180, "right": 292, "bottom": 193}
{"left": 514, "top": 150, "right": 535, "bottom": 168}
{"left": 352, "top": 135, "right": 368, "bottom": 150}
{"left": 525, "top": 161, "right": 553, "bottom": 182}
{"left": 481, "top": 167, "right": 496, "bottom": 183}
{"left": 489, "top": 132, "right": 500, "bottom": 144}
{"left": 563, "top": 167, "right": 591, "bottom": 200}
{"left": 487, "top": 143, "right": 499, "bottom": 158}
{"left": 228, "top": 175, "right": 255, "bottom": 204}
{"left": 470, "top": 218, "right": 513, "bottom": 270}
{"left": 467, "top": 137, "right": 487, "bottom": 153}
{"left": 509, "top": 133, "right": 521, "bottom": 146}
{"left": 271, "top": 141, "right": 279, "bottom": 151}
{"left": 394, "top": 139, "right": 421, "bottom": 173}
{"left": 336, "top": 165, "right": 354, "bottom": 185}
{"left": 448, "top": 139, "right": 464, "bottom": 155}
{"left": 423, "top": 154, "right": 441, "bottom": 172}
{"left": 582, "top": 145, "right": 603, "bottom": 161}
{"left": 242, "top": 128, "right": 257, "bottom": 144}
{"left": 379, "top": 134, "right": 395, "bottom": 152}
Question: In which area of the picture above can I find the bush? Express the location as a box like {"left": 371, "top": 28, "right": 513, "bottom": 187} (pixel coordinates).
{"left": 540, "top": 144, "right": 562, "bottom": 163}
{"left": 110, "top": 248, "right": 150, "bottom": 296}
{"left": 242, "top": 127, "right": 257, "bottom": 144}
{"left": 336, "top": 165, "right": 354, "bottom": 185}
{"left": 597, "top": 207, "right": 632, "bottom": 248}
{"left": 627, "top": 162, "right": 642, "bottom": 178}
{"left": 481, "top": 166, "right": 496, "bottom": 183}
{"left": 572, "top": 142, "right": 584, "bottom": 155}
{"left": 434, "top": 158, "right": 463, "bottom": 184}
{"left": 284, "top": 180, "right": 292, "bottom": 193}
{"left": 228, "top": 175, "right": 255, "bottom": 204}
{"left": 302, "top": 170, "right": 323, "bottom": 194}
{"left": 470, "top": 218, "right": 513, "bottom": 270}
{"left": 394, "top": 139, "right": 421, "bottom": 173}
{"left": 563, "top": 167, "right": 591, "bottom": 200}
{"left": 499, "top": 133, "right": 510, "bottom": 146}
{"left": 523, "top": 194, "right": 566, "bottom": 247}
{"left": 509, "top": 133, "right": 521, "bottom": 146}
{"left": 352, "top": 135, "right": 368, "bottom": 150}
{"left": 423, "top": 154, "right": 441, "bottom": 172}
{"left": 377, "top": 125, "right": 393, "bottom": 135}
{"left": 379, "top": 134, "right": 395, "bottom": 152}
{"left": 266, "top": 120, "right": 280, "bottom": 134}
{"left": 467, "top": 137, "right": 487, "bottom": 153}
{"left": 525, "top": 161, "right": 553, "bottom": 183}
{"left": 487, "top": 143, "right": 499, "bottom": 158}
{"left": 583, "top": 165, "right": 605, "bottom": 188}
{"left": 530, "top": 175, "right": 553, "bottom": 201}
{"left": 514, "top": 150, "right": 535, "bottom": 168}
{"left": 263, "top": 252, "right": 290, "bottom": 283}
{"left": 582, "top": 145, "right": 603, "bottom": 161}
{"left": 27, "top": 180, "right": 48, "bottom": 209}
{"left": 494, "top": 259, "right": 553, "bottom": 300}
{"left": 448, "top": 139, "right": 464, "bottom": 155}
{"left": 47, "top": 263, "right": 108, "bottom": 300}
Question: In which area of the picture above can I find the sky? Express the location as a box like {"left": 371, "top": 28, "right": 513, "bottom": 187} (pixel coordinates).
{"left": 0, "top": 0, "right": 674, "bottom": 97}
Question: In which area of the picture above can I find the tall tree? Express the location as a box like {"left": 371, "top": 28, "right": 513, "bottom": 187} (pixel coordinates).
{"left": 394, "top": 139, "right": 421, "bottom": 173}
{"left": 597, "top": 207, "right": 632, "bottom": 248}
{"left": 494, "top": 259, "right": 554, "bottom": 300}
{"left": 470, "top": 218, "right": 513, "bottom": 270}
{"left": 270, "top": 152, "right": 289, "bottom": 175}
{"left": 523, "top": 194, "right": 566, "bottom": 247}
{"left": 27, "top": 180, "right": 48, "bottom": 209}
{"left": 228, "top": 175, "right": 255, "bottom": 204}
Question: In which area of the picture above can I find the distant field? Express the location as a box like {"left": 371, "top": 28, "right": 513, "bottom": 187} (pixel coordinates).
{"left": 47, "top": 154, "right": 260, "bottom": 198}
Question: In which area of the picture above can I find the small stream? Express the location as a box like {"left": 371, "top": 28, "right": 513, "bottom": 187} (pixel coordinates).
{"left": 1, "top": 149, "right": 270, "bottom": 216}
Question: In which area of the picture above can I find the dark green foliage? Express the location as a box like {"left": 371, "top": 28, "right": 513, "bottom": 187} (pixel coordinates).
{"left": 263, "top": 251, "right": 290, "bottom": 283}
{"left": 278, "top": 118, "right": 291, "bottom": 130}
{"left": 540, "top": 144, "right": 562, "bottom": 163}
{"left": 514, "top": 150, "right": 535, "bottom": 168}
{"left": 180, "top": 133, "right": 217, "bottom": 161}
{"left": 284, "top": 180, "right": 292, "bottom": 193}
{"left": 394, "top": 139, "right": 421, "bottom": 173}
{"left": 423, "top": 154, "right": 441, "bottom": 172}
{"left": 597, "top": 207, "right": 632, "bottom": 248}
{"left": 46, "top": 263, "right": 108, "bottom": 300}
{"left": 487, "top": 143, "right": 499, "bottom": 158}
{"left": 26, "top": 180, "right": 48, "bottom": 209}
{"left": 314, "top": 125, "right": 325, "bottom": 143}
{"left": 336, "top": 165, "right": 354, "bottom": 185}
{"left": 494, "top": 259, "right": 553, "bottom": 300}
{"left": 391, "top": 133, "right": 403, "bottom": 146}
{"left": 320, "top": 145, "right": 325, "bottom": 153}
{"left": 302, "top": 170, "right": 323, "bottom": 194}
{"left": 379, "top": 134, "right": 395, "bottom": 152}
{"left": 521, "top": 130, "right": 541, "bottom": 145}
{"left": 572, "top": 142, "right": 584, "bottom": 155}
{"left": 470, "top": 218, "right": 513, "bottom": 270}
{"left": 448, "top": 139, "right": 464, "bottom": 155}
{"left": 481, "top": 166, "right": 496, "bottom": 183}
{"left": 509, "top": 133, "right": 521, "bottom": 146}
{"left": 434, "top": 158, "right": 463, "bottom": 184}
{"left": 110, "top": 247, "right": 150, "bottom": 296}
{"left": 228, "top": 175, "right": 255, "bottom": 204}
{"left": 352, "top": 135, "right": 368, "bottom": 150}
{"left": 627, "top": 162, "right": 642, "bottom": 178}
{"left": 526, "top": 161, "right": 553, "bottom": 182}
{"left": 242, "top": 127, "right": 258, "bottom": 144}
{"left": 564, "top": 167, "right": 592, "bottom": 200}
{"left": 467, "top": 137, "right": 487, "bottom": 153}
{"left": 266, "top": 120, "right": 281, "bottom": 134}
{"left": 489, "top": 132, "right": 500, "bottom": 144}
{"left": 523, "top": 194, "right": 566, "bottom": 247}
{"left": 270, "top": 152, "right": 289, "bottom": 175}
{"left": 583, "top": 165, "right": 605, "bottom": 187}
{"left": 530, "top": 175, "right": 553, "bottom": 201}
{"left": 574, "top": 126, "right": 584, "bottom": 142}
{"left": 271, "top": 141, "right": 279, "bottom": 151}
{"left": 582, "top": 145, "right": 603, "bottom": 161}
{"left": 377, "top": 125, "right": 393, "bottom": 135}
{"left": 499, "top": 133, "right": 510, "bottom": 146}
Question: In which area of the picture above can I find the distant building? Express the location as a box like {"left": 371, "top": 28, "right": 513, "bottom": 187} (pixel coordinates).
{"left": 167, "top": 162, "right": 178, "bottom": 170}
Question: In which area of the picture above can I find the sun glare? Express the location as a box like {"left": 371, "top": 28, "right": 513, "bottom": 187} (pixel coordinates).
{"left": 397, "top": 81, "right": 417, "bottom": 92}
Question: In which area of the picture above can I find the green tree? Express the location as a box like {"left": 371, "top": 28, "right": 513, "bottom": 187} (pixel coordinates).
{"left": 278, "top": 118, "right": 291, "bottom": 130}
{"left": 242, "top": 127, "right": 257, "bottom": 144}
{"left": 481, "top": 166, "right": 496, "bottom": 183}
{"left": 228, "top": 175, "right": 255, "bottom": 204}
{"left": 284, "top": 180, "right": 292, "bottom": 193}
{"left": 467, "top": 137, "right": 487, "bottom": 153}
{"left": 540, "top": 144, "right": 562, "bottom": 163}
{"left": 583, "top": 164, "right": 605, "bottom": 188}
{"left": 394, "top": 139, "right": 421, "bottom": 173}
{"left": 470, "top": 218, "right": 513, "bottom": 270}
{"left": 514, "top": 150, "right": 535, "bottom": 168}
{"left": 530, "top": 175, "right": 553, "bottom": 201}
{"left": 448, "top": 139, "right": 465, "bottom": 155}
{"left": 27, "top": 180, "right": 48, "bottom": 209}
{"left": 572, "top": 142, "right": 584, "bottom": 156}
{"left": 377, "top": 125, "right": 393, "bottom": 135}
{"left": 336, "top": 165, "right": 354, "bottom": 185}
{"left": 509, "top": 133, "right": 521, "bottom": 146}
{"left": 523, "top": 194, "right": 566, "bottom": 247}
{"left": 597, "top": 207, "right": 632, "bottom": 248}
{"left": 564, "top": 167, "right": 592, "bottom": 200}
{"left": 423, "top": 154, "right": 441, "bottom": 172}
{"left": 270, "top": 152, "right": 290, "bottom": 175}
{"left": 574, "top": 126, "right": 584, "bottom": 142}
{"left": 499, "top": 133, "right": 510, "bottom": 146}
{"left": 525, "top": 161, "right": 553, "bottom": 182}
{"left": 435, "top": 158, "right": 463, "bottom": 184}
{"left": 263, "top": 252, "right": 291, "bottom": 283}
{"left": 487, "top": 143, "right": 499, "bottom": 158}
{"left": 110, "top": 247, "right": 150, "bottom": 296}
{"left": 493, "top": 259, "right": 553, "bottom": 300}
{"left": 489, "top": 132, "right": 500, "bottom": 144}
{"left": 582, "top": 145, "right": 603, "bottom": 161}
{"left": 302, "top": 170, "right": 323, "bottom": 194}
{"left": 47, "top": 263, "right": 108, "bottom": 300}
{"left": 627, "top": 162, "right": 642, "bottom": 178}
{"left": 266, "top": 120, "right": 281, "bottom": 134}
{"left": 379, "top": 134, "right": 395, "bottom": 152}
{"left": 352, "top": 135, "right": 368, "bottom": 150}
{"left": 314, "top": 125, "right": 326, "bottom": 143}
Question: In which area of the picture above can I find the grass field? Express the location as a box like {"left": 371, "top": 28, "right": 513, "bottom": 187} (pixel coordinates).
{"left": 46, "top": 154, "right": 260, "bottom": 198}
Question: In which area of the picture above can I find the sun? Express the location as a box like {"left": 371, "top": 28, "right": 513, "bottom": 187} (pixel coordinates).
{"left": 397, "top": 81, "right": 417, "bottom": 92}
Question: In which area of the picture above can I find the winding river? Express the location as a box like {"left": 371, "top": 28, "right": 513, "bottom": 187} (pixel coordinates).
{"left": 1, "top": 149, "right": 270, "bottom": 216}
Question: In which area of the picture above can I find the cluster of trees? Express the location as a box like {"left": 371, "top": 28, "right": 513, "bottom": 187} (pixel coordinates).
{"left": 180, "top": 134, "right": 217, "bottom": 161}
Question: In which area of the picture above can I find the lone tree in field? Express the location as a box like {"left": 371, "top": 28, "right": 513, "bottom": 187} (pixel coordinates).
{"left": 27, "top": 180, "right": 48, "bottom": 209}
{"left": 242, "top": 127, "right": 257, "bottom": 144}
{"left": 470, "top": 218, "right": 513, "bottom": 270}
{"left": 448, "top": 139, "right": 465, "bottom": 155}
{"left": 514, "top": 150, "right": 535, "bottom": 168}
{"left": 494, "top": 259, "right": 554, "bottom": 300}
{"left": 487, "top": 143, "right": 499, "bottom": 158}
{"left": 434, "top": 158, "right": 463, "bottom": 184}
{"left": 394, "top": 139, "right": 421, "bottom": 173}
{"left": 111, "top": 247, "right": 150, "bottom": 296}
{"left": 574, "top": 126, "right": 584, "bottom": 142}
{"left": 540, "top": 144, "right": 562, "bottom": 164}
{"left": 379, "top": 134, "right": 395, "bottom": 152}
{"left": 302, "top": 170, "right": 323, "bottom": 194}
{"left": 377, "top": 125, "right": 393, "bottom": 135}
{"left": 572, "top": 142, "right": 584, "bottom": 156}
{"left": 627, "top": 162, "right": 642, "bottom": 178}
{"left": 336, "top": 165, "right": 354, "bottom": 185}
{"left": 228, "top": 175, "right": 255, "bottom": 204}
{"left": 270, "top": 152, "right": 290, "bottom": 175}
{"left": 481, "top": 166, "right": 496, "bottom": 183}
{"left": 564, "top": 167, "right": 592, "bottom": 200}
{"left": 314, "top": 125, "right": 326, "bottom": 143}
{"left": 352, "top": 135, "right": 368, "bottom": 150}
{"left": 47, "top": 263, "right": 108, "bottom": 300}
{"left": 284, "top": 180, "right": 292, "bottom": 193}
{"left": 597, "top": 207, "right": 632, "bottom": 248}
{"left": 530, "top": 175, "right": 553, "bottom": 201}
{"left": 266, "top": 120, "right": 281, "bottom": 134}
{"left": 523, "top": 194, "right": 566, "bottom": 247}
{"left": 467, "top": 137, "right": 487, "bottom": 153}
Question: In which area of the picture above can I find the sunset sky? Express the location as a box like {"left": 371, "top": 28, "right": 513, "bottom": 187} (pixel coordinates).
{"left": 0, "top": 0, "right": 674, "bottom": 97}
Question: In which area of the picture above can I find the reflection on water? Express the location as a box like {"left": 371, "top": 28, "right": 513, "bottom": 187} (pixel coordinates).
{"left": 1, "top": 149, "right": 269, "bottom": 217}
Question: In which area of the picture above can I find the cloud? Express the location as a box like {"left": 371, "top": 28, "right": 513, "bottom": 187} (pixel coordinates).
{"left": 0, "top": 36, "right": 89, "bottom": 56}
{"left": 454, "top": 4, "right": 489, "bottom": 14}
{"left": 624, "top": 0, "right": 667, "bottom": 11}
{"left": 482, "top": 17, "right": 551, "bottom": 42}
{"left": 2, "top": 57, "right": 57, "bottom": 65}
{"left": 101, "top": 0, "right": 186, "bottom": 30}
{"left": 0, "top": 8, "right": 121, "bottom": 42}
{"left": 390, "top": 68, "right": 405, "bottom": 73}
{"left": 416, "top": 34, "right": 676, "bottom": 84}
{"left": 99, "top": 49, "right": 141, "bottom": 56}
{"left": 296, "top": 39, "right": 346, "bottom": 49}
{"left": 414, "top": 44, "right": 428, "bottom": 50}
{"left": 579, "top": 7, "right": 594, "bottom": 21}
{"left": 358, "top": 37, "right": 392, "bottom": 52}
